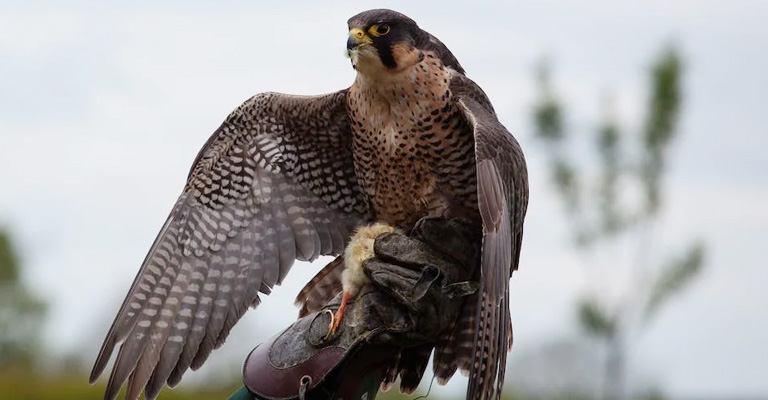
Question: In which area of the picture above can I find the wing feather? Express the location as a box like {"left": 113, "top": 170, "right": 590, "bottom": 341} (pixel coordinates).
{"left": 450, "top": 73, "right": 528, "bottom": 400}
{"left": 91, "top": 90, "right": 371, "bottom": 400}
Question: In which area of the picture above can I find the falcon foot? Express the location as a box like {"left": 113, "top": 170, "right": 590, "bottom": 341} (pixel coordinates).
{"left": 325, "top": 291, "right": 352, "bottom": 340}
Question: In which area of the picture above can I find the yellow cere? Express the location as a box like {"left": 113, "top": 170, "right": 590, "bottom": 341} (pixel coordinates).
{"left": 348, "top": 28, "right": 372, "bottom": 44}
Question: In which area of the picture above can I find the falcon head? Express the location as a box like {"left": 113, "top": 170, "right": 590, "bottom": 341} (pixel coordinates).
{"left": 346, "top": 9, "right": 465, "bottom": 76}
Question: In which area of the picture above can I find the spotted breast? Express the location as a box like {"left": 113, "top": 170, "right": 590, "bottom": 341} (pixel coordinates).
{"left": 347, "top": 52, "right": 478, "bottom": 229}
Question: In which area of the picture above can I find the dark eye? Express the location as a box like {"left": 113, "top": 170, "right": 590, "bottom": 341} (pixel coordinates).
{"left": 369, "top": 23, "right": 390, "bottom": 37}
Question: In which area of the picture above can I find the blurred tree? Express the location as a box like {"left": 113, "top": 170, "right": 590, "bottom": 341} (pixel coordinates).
{"left": 0, "top": 228, "right": 47, "bottom": 371}
{"left": 531, "top": 47, "right": 705, "bottom": 400}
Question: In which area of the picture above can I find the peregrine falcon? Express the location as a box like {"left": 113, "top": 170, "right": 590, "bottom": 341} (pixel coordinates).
{"left": 90, "top": 9, "right": 528, "bottom": 400}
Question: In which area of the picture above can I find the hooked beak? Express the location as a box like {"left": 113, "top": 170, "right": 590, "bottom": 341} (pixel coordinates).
{"left": 346, "top": 35, "right": 360, "bottom": 51}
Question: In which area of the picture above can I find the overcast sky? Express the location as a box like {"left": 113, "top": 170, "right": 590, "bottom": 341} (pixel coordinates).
{"left": 1, "top": 0, "right": 766, "bottom": 398}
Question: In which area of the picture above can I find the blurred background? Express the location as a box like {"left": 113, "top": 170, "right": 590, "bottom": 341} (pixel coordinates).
{"left": 1, "top": 1, "right": 766, "bottom": 399}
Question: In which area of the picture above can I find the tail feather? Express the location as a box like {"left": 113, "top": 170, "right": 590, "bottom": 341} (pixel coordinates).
{"left": 294, "top": 256, "right": 345, "bottom": 317}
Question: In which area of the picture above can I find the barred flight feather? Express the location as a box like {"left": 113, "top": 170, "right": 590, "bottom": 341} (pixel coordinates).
{"left": 90, "top": 91, "right": 371, "bottom": 400}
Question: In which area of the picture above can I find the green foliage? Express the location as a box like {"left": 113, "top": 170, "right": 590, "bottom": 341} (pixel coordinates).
{"left": 531, "top": 45, "right": 702, "bottom": 400}
{"left": 532, "top": 46, "right": 701, "bottom": 318}
{"left": 643, "top": 48, "right": 682, "bottom": 153}
{"left": 596, "top": 119, "right": 624, "bottom": 235}
{"left": 0, "top": 228, "right": 47, "bottom": 370}
{"left": 0, "top": 370, "right": 242, "bottom": 400}
{"left": 0, "top": 286, "right": 47, "bottom": 368}
{"left": 533, "top": 61, "right": 564, "bottom": 142}
{"left": 644, "top": 48, "right": 682, "bottom": 150}
{"left": 0, "top": 230, "right": 19, "bottom": 283}
{"left": 644, "top": 240, "right": 705, "bottom": 321}
{"left": 640, "top": 48, "right": 682, "bottom": 216}
{"left": 531, "top": 63, "right": 584, "bottom": 241}
{"left": 534, "top": 100, "right": 564, "bottom": 141}
{"left": 532, "top": 47, "right": 686, "bottom": 247}
{"left": 553, "top": 159, "right": 581, "bottom": 218}
{"left": 577, "top": 298, "right": 616, "bottom": 338}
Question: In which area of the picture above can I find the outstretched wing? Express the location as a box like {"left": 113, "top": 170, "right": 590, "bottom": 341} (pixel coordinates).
{"left": 89, "top": 91, "right": 370, "bottom": 400}
{"left": 450, "top": 73, "right": 529, "bottom": 400}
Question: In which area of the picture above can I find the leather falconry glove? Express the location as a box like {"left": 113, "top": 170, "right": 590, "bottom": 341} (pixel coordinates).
{"left": 233, "top": 218, "right": 481, "bottom": 400}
